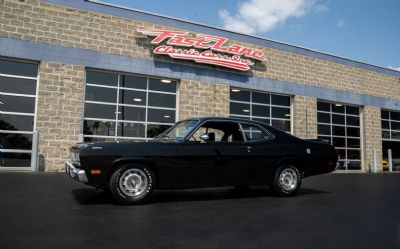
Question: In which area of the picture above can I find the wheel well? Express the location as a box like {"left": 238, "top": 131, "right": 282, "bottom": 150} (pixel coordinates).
{"left": 109, "top": 160, "right": 158, "bottom": 183}
{"left": 277, "top": 159, "right": 306, "bottom": 177}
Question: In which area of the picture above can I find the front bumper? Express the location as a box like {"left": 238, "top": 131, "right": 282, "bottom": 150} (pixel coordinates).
{"left": 65, "top": 160, "right": 88, "bottom": 183}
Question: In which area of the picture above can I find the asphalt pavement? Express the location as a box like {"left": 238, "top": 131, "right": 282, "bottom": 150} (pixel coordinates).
{"left": 0, "top": 172, "right": 399, "bottom": 249}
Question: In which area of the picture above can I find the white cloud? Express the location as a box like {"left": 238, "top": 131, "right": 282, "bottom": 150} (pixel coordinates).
{"left": 218, "top": 0, "right": 313, "bottom": 35}
{"left": 314, "top": 4, "right": 329, "bottom": 15}
{"left": 389, "top": 66, "right": 400, "bottom": 71}
{"left": 336, "top": 19, "right": 345, "bottom": 28}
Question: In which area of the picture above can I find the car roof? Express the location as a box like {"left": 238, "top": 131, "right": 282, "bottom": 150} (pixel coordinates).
{"left": 184, "top": 116, "right": 271, "bottom": 127}
{"left": 184, "top": 116, "right": 295, "bottom": 138}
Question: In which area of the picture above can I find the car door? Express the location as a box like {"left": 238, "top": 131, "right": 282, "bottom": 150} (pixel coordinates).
{"left": 174, "top": 120, "right": 248, "bottom": 188}
{"left": 232, "top": 122, "right": 276, "bottom": 185}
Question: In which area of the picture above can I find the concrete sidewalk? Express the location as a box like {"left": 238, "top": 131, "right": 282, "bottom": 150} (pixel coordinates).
{"left": 0, "top": 172, "right": 399, "bottom": 249}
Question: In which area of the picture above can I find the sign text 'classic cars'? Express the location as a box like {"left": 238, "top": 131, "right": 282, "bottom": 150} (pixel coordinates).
{"left": 137, "top": 29, "right": 265, "bottom": 71}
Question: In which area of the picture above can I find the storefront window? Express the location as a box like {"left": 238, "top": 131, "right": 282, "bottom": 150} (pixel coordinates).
{"left": 0, "top": 58, "right": 38, "bottom": 168}
{"left": 381, "top": 110, "right": 400, "bottom": 141}
{"left": 229, "top": 88, "right": 291, "bottom": 133}
{"left": 317, "top": 101, "right": 361, "bottom": 170}
{"left": 83, "top": 70, "right": 177, "bottom": 141}
{"left": 381, "top": 110, "right": 400, "bottom": 171}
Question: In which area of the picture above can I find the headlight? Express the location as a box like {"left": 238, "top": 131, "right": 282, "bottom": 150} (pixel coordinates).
{"left": 70, "top": 150, "right": 80, "bottom": 163}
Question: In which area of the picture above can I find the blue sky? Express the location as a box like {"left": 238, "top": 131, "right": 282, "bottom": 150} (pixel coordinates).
{"left": 103, "top": 0, "right": 399, "bottom": 71}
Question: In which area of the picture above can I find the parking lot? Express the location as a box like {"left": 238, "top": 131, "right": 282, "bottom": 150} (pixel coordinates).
{"left": 0, "top": 172, "right": 399, "bottom": 249}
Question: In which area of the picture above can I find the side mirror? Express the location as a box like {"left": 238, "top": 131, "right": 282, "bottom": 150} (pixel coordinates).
{"left": 199, "top": 134, "right": 209, "bottom": 141}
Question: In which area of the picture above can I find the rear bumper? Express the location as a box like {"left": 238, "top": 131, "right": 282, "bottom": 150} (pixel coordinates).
{"left": 65, "top": 160, "right": 88, "bottom": 183}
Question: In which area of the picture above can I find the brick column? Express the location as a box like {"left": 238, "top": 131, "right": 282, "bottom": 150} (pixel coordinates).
{"left": 292, "top": 95, "right": 317, "bottom": 139}
{"left": 178, "top": 80, "right": 229, "bottom": 120}
{"left": 362, "top": 106, "right": 382, "bottom": 172}
{"left": 36, "top": 62, "right": 85, "bottom": 172}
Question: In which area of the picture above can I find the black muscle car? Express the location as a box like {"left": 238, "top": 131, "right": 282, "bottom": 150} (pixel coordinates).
{"left": 66, "top": 117, "right": 338, "bottom": 204}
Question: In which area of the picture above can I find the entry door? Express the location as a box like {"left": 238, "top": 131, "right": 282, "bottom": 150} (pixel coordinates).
{"left": 0, "top": 58, "right": 38, "bottom": 170}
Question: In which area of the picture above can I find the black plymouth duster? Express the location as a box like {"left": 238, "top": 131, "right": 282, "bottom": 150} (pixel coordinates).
{"left": 66, "top": 117, "right": 338, "bottom": 204}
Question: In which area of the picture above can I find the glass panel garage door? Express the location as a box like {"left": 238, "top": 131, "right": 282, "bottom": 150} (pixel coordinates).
{"left": 381, "top": 110, "right": 400, "bottom": 171}
{"left": 229, "top": 88, "right": 291, "bottom": 133}
{"left": 83, "top": 70, "right": 178, "bottom": 142}
{"left": 0, "top": 58, "right": 38, "bottom": 169}
{"left": 317, "top": 101, "right": 361, "bottom": 170}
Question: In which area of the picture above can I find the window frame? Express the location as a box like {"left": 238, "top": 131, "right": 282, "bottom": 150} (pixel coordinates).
{"left": 239, "top": 122, "right": 274, "bottom": 143}
{"left": 0, "top": 57, "right": 39, "bottom": 169}
{"left": 381, "top": 109, "right": 400, "bottom": 142}
{"left": 83, "top": 69, "right": 178, "bottom": 141}
{"left": 317, "top": 100, "right": 362, "bottom": 171}
{"left": 229, "top": 88, "right": 292, "bottom": 133}
{"left": 185, "top": 120, "right": 245, "bottom": 144}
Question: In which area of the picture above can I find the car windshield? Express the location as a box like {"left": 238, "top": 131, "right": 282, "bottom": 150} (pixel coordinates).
{"left": 158, "top": 120, "right": 199, "bottom": 141}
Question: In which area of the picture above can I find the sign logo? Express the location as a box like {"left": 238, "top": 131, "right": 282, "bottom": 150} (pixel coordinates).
{"left": 137, "top": 29, "right": 265, "bottom": 71}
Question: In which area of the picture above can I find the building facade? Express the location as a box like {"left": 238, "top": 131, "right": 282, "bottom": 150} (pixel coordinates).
{"left": 0, "top": 0, "right": 399, "bottom": 172}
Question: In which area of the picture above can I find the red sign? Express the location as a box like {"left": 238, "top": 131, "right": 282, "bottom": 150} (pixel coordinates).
{"left": 137, "top": 29, "right": 265, "bottom": 71}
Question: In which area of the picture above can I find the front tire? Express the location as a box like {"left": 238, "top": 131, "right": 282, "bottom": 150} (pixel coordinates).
{"left": 270, "top": 165, "right": 301, "bottom": 197}
{"left": 109, "top": 164, "right": 155, "bottom": 205}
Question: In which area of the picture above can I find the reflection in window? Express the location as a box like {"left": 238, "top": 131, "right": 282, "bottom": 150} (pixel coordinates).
{"left": 119, "top": 106, "right": 146, "bottom": 122}
{"left": 85, "top": 85, "right": 117, "bottom": 103}
{"left": 119, "top": 89, "right": 146, "bottom": 106}
{"left": 164, "top": 120, "right": 199, "bottom": 140}
{"left": 83, "top": 120, "right": 116, "bottom": 137}
{"left": 317, "top": 101, "right": 361, "bottom": 171}
{"left": 147, "top": 124, "right": 171, "bottom": 138}
{"left": 121, "top": 75, "right": 147, "bottom": 90}
{"left": 0, "top": 95, "right": 35, "bottom": 113}
{"left": 230, "top": 88, "right": 291, "bottom": 133}
{"left": 230, "top": 102, "right": 250, "bottom": 116}
{"left": 0, "top": 133, "right": 32, "bottom": 150}
{"left": 147, "top": 108, "right": 175, "bottom": 123}
{"left": 0, "top": 76, "right": 37, "bottom": 95}
{"left": 148, "top": 92, "right": 176, "bottom": 108}
{"left": 84, "top": 70, "right": 177, "bottom": 140}
{"left": 0, "top": 60, "right": 37, "bottom": 77}
{"left": 241, "top": 123, "right": 270, "bottom": 141}
{"left": 117, "top": 123, "right": 145, "bottom": 138}
{"left": 84, "top": 103, "right": 116, "bottom": 120}
{"left": 86, "top": 70, "right": 118, "bottom": 87}
{"left": 0, "top": 153, "right": 32, "bottom": 167}
{"left": 149, "top": 78, "right": 177, "bottom": 92}
{"left": 0, "top": 113, "right": 34, "bottom": 132}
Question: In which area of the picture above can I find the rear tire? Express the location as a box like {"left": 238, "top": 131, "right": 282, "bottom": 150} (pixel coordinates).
{"left": 270, "top": 165, "right": 301, "bottom": 197}
{"left": 109, "top": 164, "right": 155, "bottom": 205}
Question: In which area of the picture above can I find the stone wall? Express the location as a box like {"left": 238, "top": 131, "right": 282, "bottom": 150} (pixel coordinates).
{"left": 362, "top": 106, "right": 383, "bottom": 172}
{"left": 178, "top": 80, "right": 229, "bottom": 120}
{"left": 36, "top": 61, "right": 84, "bottom": 172}
{"left": 292, "top": 96, "right": 317, "bottom": 139}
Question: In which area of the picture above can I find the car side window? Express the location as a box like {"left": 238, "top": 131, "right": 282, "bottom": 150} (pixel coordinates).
{"left": 241, "top": 123, "right": 270, "bottom": 142}
{"left": 188, "top": 121, "right": 244, "bottom": 143}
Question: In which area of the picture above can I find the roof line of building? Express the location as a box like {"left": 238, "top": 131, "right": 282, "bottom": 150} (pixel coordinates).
{"left": 42, "top": 0, "right": 400, "bottom": 78}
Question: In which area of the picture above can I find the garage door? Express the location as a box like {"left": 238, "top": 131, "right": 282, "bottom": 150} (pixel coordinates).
{"left": 0, "top": 58, "right": 38, "bottom": 170}
{"left": 382, "top": 110, "right": 400, "bottom": 171}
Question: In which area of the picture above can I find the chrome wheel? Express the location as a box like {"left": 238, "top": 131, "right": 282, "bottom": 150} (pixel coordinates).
{"left": 119, "top": 168, "right": 148, "bottom": 197}
{"left": 279, "top": 168, "right": 298, "bottom": 191}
